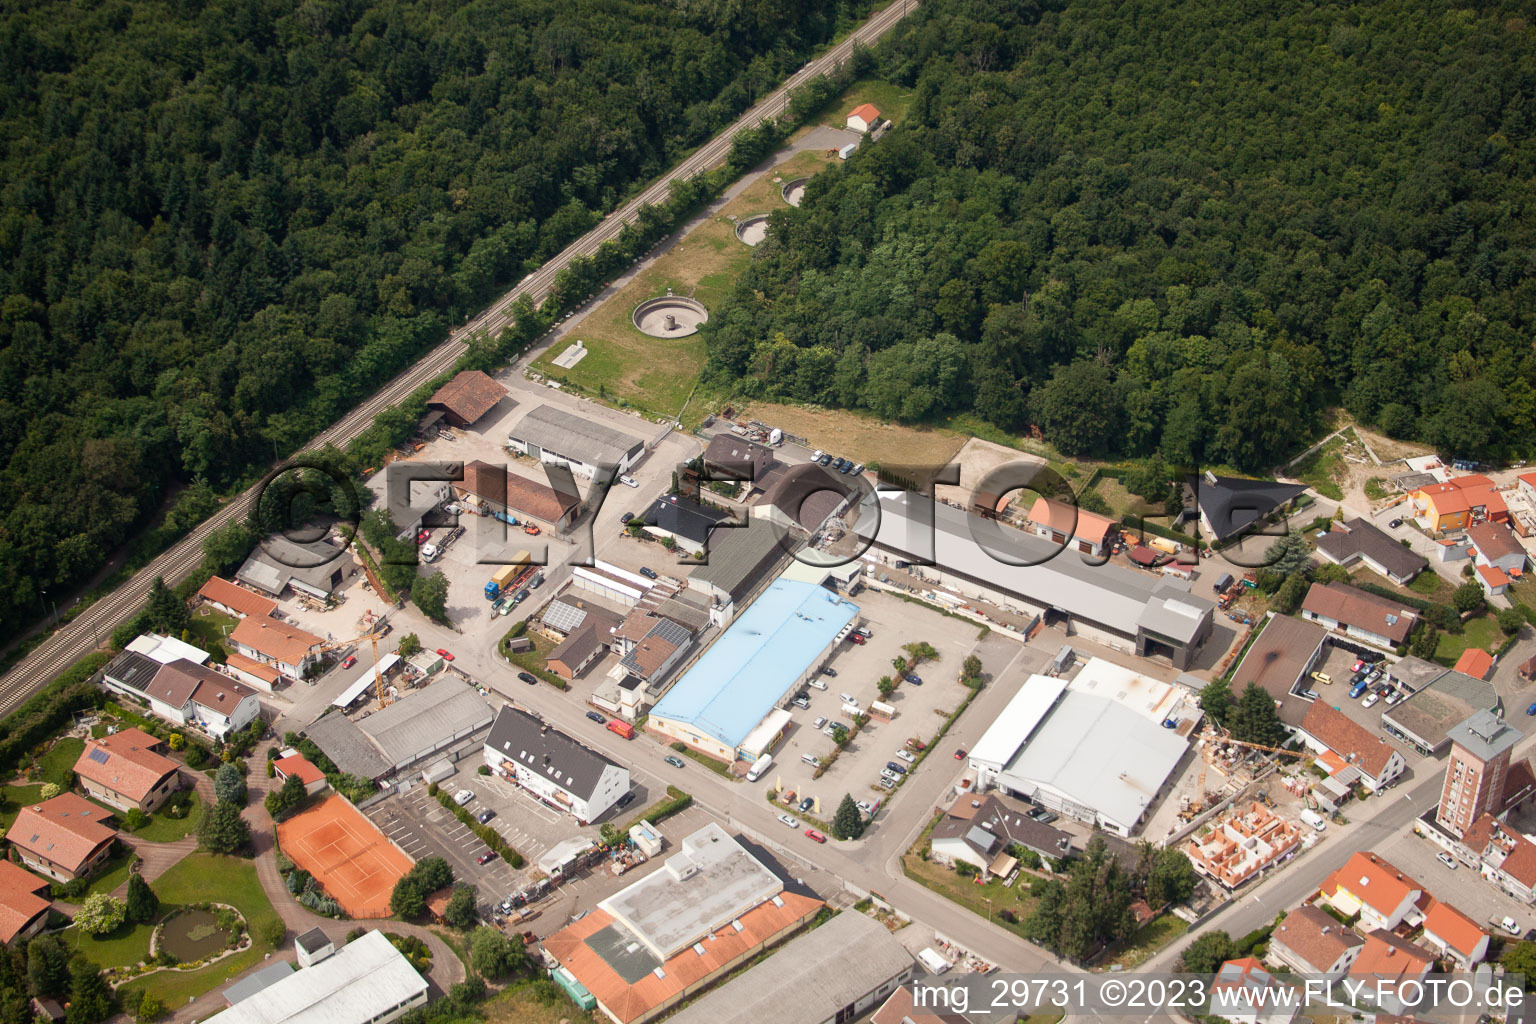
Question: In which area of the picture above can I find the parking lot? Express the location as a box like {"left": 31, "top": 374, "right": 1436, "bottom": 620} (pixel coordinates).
{"left": 763, "top": 589, "right": 987, "bottom": 820}
{"left": 1305, "top": 639, "right": 1420, "bottom": 765}
{"left": 1386, "top": 827, "right": 1532, "bottom": 933}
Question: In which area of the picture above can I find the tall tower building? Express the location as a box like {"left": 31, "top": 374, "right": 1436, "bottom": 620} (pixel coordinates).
{"left": 1437, "top": 710, "right": 1521, "bottom": 838}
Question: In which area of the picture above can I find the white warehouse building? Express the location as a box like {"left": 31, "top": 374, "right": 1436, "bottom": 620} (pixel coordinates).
{"left": 483, "top": 705, "right": 630, "bottom": 823}
{"left": 506, "top": 405, "right": 646, "bottom": 480}
{"left": 204, "top": 930, "right": 427, "bottom": 1024}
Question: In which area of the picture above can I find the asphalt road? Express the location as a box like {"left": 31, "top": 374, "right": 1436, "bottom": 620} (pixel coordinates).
{"left": 0, "top": 0, "right": 921, "bottom": 718}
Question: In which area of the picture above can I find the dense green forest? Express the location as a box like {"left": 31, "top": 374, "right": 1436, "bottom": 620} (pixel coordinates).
{"left": 703, "top": 0, "right": 1536, "bottom": 470}
{"left": 0, "top": 0, "right": 871, "bottom": 634}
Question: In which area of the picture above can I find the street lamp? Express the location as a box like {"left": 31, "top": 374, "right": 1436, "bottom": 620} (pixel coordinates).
{"left": 983, "top": 896, "right": 993, "bottom": 923}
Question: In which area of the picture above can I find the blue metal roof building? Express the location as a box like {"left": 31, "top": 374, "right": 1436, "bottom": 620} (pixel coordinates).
{"left": 648, "top": 579, "right": 859, "bottom": 760}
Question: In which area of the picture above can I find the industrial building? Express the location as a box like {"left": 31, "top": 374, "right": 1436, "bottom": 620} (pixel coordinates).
{"left": 303, "top": 683, "right": 494, "bottom": 780}
{"left": 646, "top": 579, "right": 858, "bottom": 763}
{"left": 966, "top": 663, "right": 1191, "bottom": 836}
{"left": 1227, "top": 613, "right": 1328, "bottom": 727}
{"left": 541, "top": 823, "right": 823, "bottom": 1024}
{"left": 687, "top": 519, "right": 790, "bottom": 625}
{"left": 642, "top": 493, "right": 732, "bottom": 549}
{"left": 425, "top": 369, "right": 508, "bottom": 429}
{"left": 203, "top": 929, "right": 428, "bottom": 1024}
{"left": 1380, "top": 661, "right": 1500, "bottom": 756}
{"left": 507, "top": 405, "right": 646, "bottom": 479}
{"left": 236, "top": 535, "right": 354, "bottom": 600}
{"left": 453, "top": 459, "right": 582, "bottom": 531}
{"left": 483, "top": 705, "right": 630, "bottom": 823}
{"left": 869, "top": 495, "right": 1214, "bottom": 669}
{"left": 662, "top": 910, "right": 917, "bottom": 1024}
{"left": 1192, "top": 475, "right": 1308, "bottom": 543}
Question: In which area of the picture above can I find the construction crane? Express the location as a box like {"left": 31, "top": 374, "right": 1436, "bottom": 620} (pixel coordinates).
{"left": 1189, "top": 724, "right": 1310, "bottom": 815}
{"left": 312, "top": 617, "right": 393, "bottom": 709}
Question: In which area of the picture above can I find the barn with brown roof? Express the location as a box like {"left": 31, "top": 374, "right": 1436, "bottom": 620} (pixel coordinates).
{"left": 427, "top": 370, "right": 509, "bottom": 428}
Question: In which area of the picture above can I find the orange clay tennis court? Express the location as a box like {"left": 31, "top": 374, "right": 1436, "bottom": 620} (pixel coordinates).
{"left": 276, "top": 794, "right": 413, "bottom": 918}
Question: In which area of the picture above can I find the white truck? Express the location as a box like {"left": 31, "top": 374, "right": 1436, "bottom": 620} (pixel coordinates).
{"left": 1300, "top": 809, "right": 1327, "bottom": 832}
{"left": 746, "top": 753, "right": 773, "bottom": 782}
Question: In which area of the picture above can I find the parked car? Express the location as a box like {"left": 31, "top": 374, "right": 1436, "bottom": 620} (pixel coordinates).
{"left": 528, "top": 574, "right": 543, "bottom": 589}
{"left": 1350, "top": 679, "right": 1370, "bottom": 699}
{"left": 905, "top": 674, "right": 923, "bottom": 686}
{"left": 1299, "top": 689, "right": 1320, "bottom": 699}
{"left": 792, "top": 696, "right": 810, "bottom": 710}
{"left": 811, "top": 449, "right": 824, "bottom": 462}
{"left": 1362, "top": 692, "right": 1380, "bottom": 708}
{"left": 417, "top": 528, "right": 431, "bottom": 543}
{"left": 778, "top": 814, "right": 800, "bottom": 828}
{"left": 822, "top": 724, "right": 839, "bottom": 737}
{"left": 1310, "top": 671, "right": 1331, "bottom": 685}
{"left": 1026, "top": 807, "right": 1058, "bottom": 823}
{"left": 513, "top": 589, "right": 530, "bottom": 604}
{"left": 896, "top": 749, "right": 915, "bottom": 763}
{"left": 853, "top": 627, "right": 872, "bottom": 639}
{"left": 1389, "top": 518, "right": 1403, "bottom": 529}
{"left": 341, "top": 655, "right": 357, "bottom": 669}
{"left": 849, "top": 633, "right": 867, "bottom": 645}
{"left": 477, "top": 850, "right": 497, "bottom": 865}
{"left": 665, "top": 755, "right": 685, "bottom": 768}
{"left": 856, "top": 801, "right": 873, "bottom": 816}
{"left": 518, "top": 671, "right": 537, "bottom": 685}
{"left": 821, "top": 668, "right": 838, "bottom": 677}
{"left": 1385, "top": 690, "right": 1402, "bottom": 706}
{"left": 875, "top": 777, "right": 895, "bottom": 791}
{"left": 818, "top": 454, "right": 832, "bottom": 466}
{"left": 617, "top": 791, "right": 636, "bottom": 808}
{"left": 454, "top": 789, "right": 474, "bottom": 806}
{"left": 586, "top": 711, "right": 607, "bottom": 724}
{"left": 639, "top": 567, "right": 659, "bottom": 579}
{"left": 619, "top": 475, "right": 639, "bottom": 488}
{"left": 478, "top": 809, "right": 496, "bottom": 824}
{"left": 885, "top": 761, "right": 908, "bottom": 775}
{"left": 436, "top": 648, "right": 455, "bottom": 661}
{"left": 1527, "top": 702, "right": 1536, "bottom": 717}
{"left": 839, "top": 692, "right": 857, "bottom": 704}
{"left": 620, "top": 512, "right": 634, "bottom": 523}
{"left": 805, "top": 828, "right": 826, "bottom": 843}
{"left": 954, "top": 748, "right": 967, "bottom": 759}
{"left": 813, "top": 717, "right": 827, "bottom": 729}
{"left": 798, "top": 796, "right": 814, "bottom": 813}
{"left": 907, "top": 738, "right": 926, "bottom": 751}
{"left": 1437, "top": 852, "right": 1459, "bottom": 869}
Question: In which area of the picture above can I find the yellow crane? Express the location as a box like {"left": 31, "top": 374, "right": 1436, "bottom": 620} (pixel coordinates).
{"left": 312, "top": 619, "right": 392, "bottom": 709}
{"left": 1191, "top": 724, "right": 1310, "bottom": 814}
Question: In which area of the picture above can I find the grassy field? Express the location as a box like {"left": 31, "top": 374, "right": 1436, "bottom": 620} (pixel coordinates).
{"left": 823, "top": 77, "right": 916, "bottom": 127}
{"left": 1290, "top": 436, "right": 1347, "bottom": 500}
{"left": 532, "top": 147, "right": 836, "bottom": 422}
{"left": 131, "top": 789, "right": 204, "bottom": 843}
{"left": 737, "top": 400, "right": 969, "bottom": 469}
{"left": 901, "top": 851, "right": 1039, "bottom": 942}
{"left": 187, "top": 607, "right": 238, "bottom": 652}
{"left": 484, "top": 978, "right": 603, "bottom": 1024}
{"left": 1434, "top": 613, "right": 1504, "bottom": 667}
{"left": 0, "top": 782, "right": 44, "bottom": 830}
{"left": 62, "top": 918, "right": 157, "bottom": 968}
{"left": 39, "top": 735, "right": 85, "bottom": 788}
{"left": 82, "top": 850, "right": 136, "bottom": 897}
{"left": 1098, "top": 914, "right": 1189, "bottom": 971}
{"left": 115, "top": 853, "right": 282, "bottom": 1008}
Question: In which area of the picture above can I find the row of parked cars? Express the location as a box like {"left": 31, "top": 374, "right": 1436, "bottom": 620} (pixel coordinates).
{"left": 809, "top": 449, "right": 865, "bottom": 475}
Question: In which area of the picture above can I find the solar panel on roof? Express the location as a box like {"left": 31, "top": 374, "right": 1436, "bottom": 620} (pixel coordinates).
{"left": 88, "top": 748, "right": 110, "bottom": 764}
{"left": 542, "top": 600, "right": 588, "bottom": 634}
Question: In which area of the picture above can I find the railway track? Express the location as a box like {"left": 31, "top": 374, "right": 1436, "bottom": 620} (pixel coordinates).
{"left": 0, "top": 1, "right": 919, "bottom": 718}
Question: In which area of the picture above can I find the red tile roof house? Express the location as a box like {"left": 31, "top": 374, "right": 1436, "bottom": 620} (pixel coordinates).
{"left": 1319, "top": 852, "right": 1424, "bottom": 932}
{"left": 1209, "top": 957, "right": 1300, "bottom": 1024}
{"left": 195, "top": 575, "right": 279, "bottom": 620}
{"left": 845, "top": 103, "right": 883, "bottom": 133}
{"left": 72, "top": 728, "right": 183, "bottom": 813}
{"left": 1419, "top": 897, "right": 1489, "bottom": 969}
{"left": 1297, "top": 702, "right": 1407, "bottom": 793}
{"left": 273, "top": 753, "right": 329, "bottom": 796}
{"left": 1300, "top": 582, "right": 1417, "bottom": 651}
{"left": 229, "top": 615, "right": 324, "bottom": 682}
{"left": 0, "top": 861, "right": 54, "bottom": 946}
{"left": 3, "top": 793, "right": 118, "bottom": 882}
{"left": 1459, "top": 812, "right": 1536, "bottom": 903}
{"left": 1267, "top": 904, "right": 1364, "bottom": 982}
{"left": 1347, "top": 931, "right": 1437, "bottom": 1015}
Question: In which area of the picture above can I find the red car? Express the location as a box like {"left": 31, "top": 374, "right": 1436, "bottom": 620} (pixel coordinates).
{"left": 340, "top": 655, "right": 357, "bottom": 669}
{"left": 953, "top": 748, "right": 967, "bottom": 759}
{"left": 417, "top": 528, "right": 431, "bottom": 543}
{"left": 849, "top": 633, "right": 867, "bottom": 645}
{"left": 476, "top": 850, "right": 496, "bottom": 865}
{"left": 804, "top": 829, "right": 826, "bottom": 844}
{"left": 436, "top": 648, "right": 454, "bottom": 661}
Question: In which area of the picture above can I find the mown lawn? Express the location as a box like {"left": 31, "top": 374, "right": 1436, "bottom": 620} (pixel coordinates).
{"left": 130, "top": 789, "right": 203, "bottom": 843}
{"left": 901, "top": 851, "right": 1039, "bottom": 942}
{"left": 0, "top": 782, "right": 44, "bottom": 830}
{"left": 81, "top": 850, "right": 136, "bottom": 898}
{"left": 61, "top": 919, "right": 156, "bottom": 969}
{"left": 823, "top": 76, "right": 916, "bottom": 126}
{"left": 1098, "top": 914, "right": 1189, "bottom": 971}
{"left": 1434, "top": 614, "right": 1504, "bottom": 667}
{"left": 38, "top": 736, "right": 85, "bottom": 788}
{"left": 114, "top": 854, "right": 282, "bottom": 1008}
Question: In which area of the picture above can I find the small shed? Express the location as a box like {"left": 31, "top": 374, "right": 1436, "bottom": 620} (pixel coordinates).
{"left": 846, "top": 103, "right": 882, "bottom": 133}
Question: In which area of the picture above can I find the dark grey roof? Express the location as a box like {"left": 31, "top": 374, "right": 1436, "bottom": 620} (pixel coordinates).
{"left": 1447, "top": 710, "right": 1522, "bottom": 762}
{"left": 691, "top": 519, "right": 790, "bottom": 602}
{"left": 971, "top": 794, "right": 1075, "bottom": 856}
{"left": 645, "top": 493, "right": 731, "bottom": 546}
{"left": 588, "top": 921, "right": 661, "bottom": 983}
{"left": 1315, "top": 518, "right": 1428, "bottom": 580}
{"left": 302, "top": 713, "right": 392, "bottom": 780}
{"left": 761, "top": 465, "right": 853, "bottom": 531}
{"left": 548, "top": 621, "right": 605, "bottom": 672}
{"left": 702, "top": 435, "right": 779, "bottom": 482}
{"left": 295, "top": 927, "right": 331, "bottom": 954}
{"left": 103, "top": 651, "right": 163, "bottom": 695}
{"left": 1194, "top": 475, "right": 1308, "bottom": 541}
{"left": 1382, "top": 668, "right": 1499, "bottom": 752}
{"left": 654, "top": 592, "right": 711, "bottom": 633}
{"left": 483, "top": 705, "right": 621, "bottom": 801}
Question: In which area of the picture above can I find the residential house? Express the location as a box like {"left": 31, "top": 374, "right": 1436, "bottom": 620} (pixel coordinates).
{"left": 102, "top": 650, "right": 262, "bottom": 738}
{"left": 1193, "top": 475, "right": 1307, "bottom": 543}
{"left": 1210, "top": 958, "right": 1300, "bottom": 1024}
{"left": 4, "top": 793, "right": 117, "bottom": 882}
{"left": 426, "top": 370, "right": 508, "bottom": 429}
{"left": 1348, "top": 931, "right": 1437, "bottom": 1015}
{"left": 1026, "top": 496, "right": 1119, "bottom": 557}
{"left": 72, "top": 728, "right": 182, "bottom": 813}
{"left": 1409, "top": 475, "right": 1508, "bottom": 533}
{"left": 1468, "top": 521, "right": 1526, "bottom": 597}
{"left": 1419, "top": 898, "right": 1488, "bottom": 969}
{"left": 1519, "top": 472, "right": 1536, "bottom": 506}
{"left": 1267, "top": 904, "right": 1364, "bottom": 982}
{"left": 642, "top": 493, "right": 731, "bottom": 551}
{"left": 1459, "top": 813, "right": 1536, "bottom": 904}
{"left": 195, "top": 576, "right": 278, "bottom": 620}
{"left": 1183, "top": 802, "right": 1301, "bottom": 890}
{"left": 1298, "top": 703, "right": 1407, "bottom": 793}
{"left": 272, "top": 753, "right": 328, "bottom": 796}
{"left": 229, "top": 616, "right": 324, "bottom": 682}
{"left": 1300, "top": 582, "right": 1416, "bottom": 651}
{"left": 616, "top": 619, "right": 694, "bottom": 689}
{"left": 929, "top": 794, "right": 1073, "bottom": 878}
{"left": 846, "top": 103, "right": 883, "bottom": 133}
{"left": 545, "top": 604, "right": 623, "bottom": 681}
{"left": 483, "top": 706, "right": 630, "bottom": 823}
{"left": 1313, "top": 519, "right": 1428, "bottom": 584}
{"left": 1320, "top": 851, "right": 1423, "bottom": 931}
{"left": 700, "top": 435, "right": 781, "bottom": 491}
{"left": 0, "top": 862, "right": 53, "bottom": 946}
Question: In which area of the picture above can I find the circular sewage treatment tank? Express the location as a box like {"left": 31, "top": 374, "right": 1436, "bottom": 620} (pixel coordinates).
{"left": 781, "top": 177, "right": 809, "bottom": 207}
{"left": 735, "top": 214, "right": 770, "bottom": 246}
{"left": 632, "top": 295, "right": 709, "bottom": 338}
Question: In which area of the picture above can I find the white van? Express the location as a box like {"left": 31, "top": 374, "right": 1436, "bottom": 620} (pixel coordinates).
{"left": 1300, "top": 809, "right": 1327, "bottom": 832}
{"left": 421, "top": 543, "right": 440, "bottom": 562}
{"left": 801, "top": 754, "right": 821, "bottom": 768}
{"left": 808, "top": 678, "right": 828, "bottom": 691}
{"left": 746, "top": 754, "right": 773, "bottom": 782}
{"left": 839, "top": 692, "right": 858, "bottom": 706}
